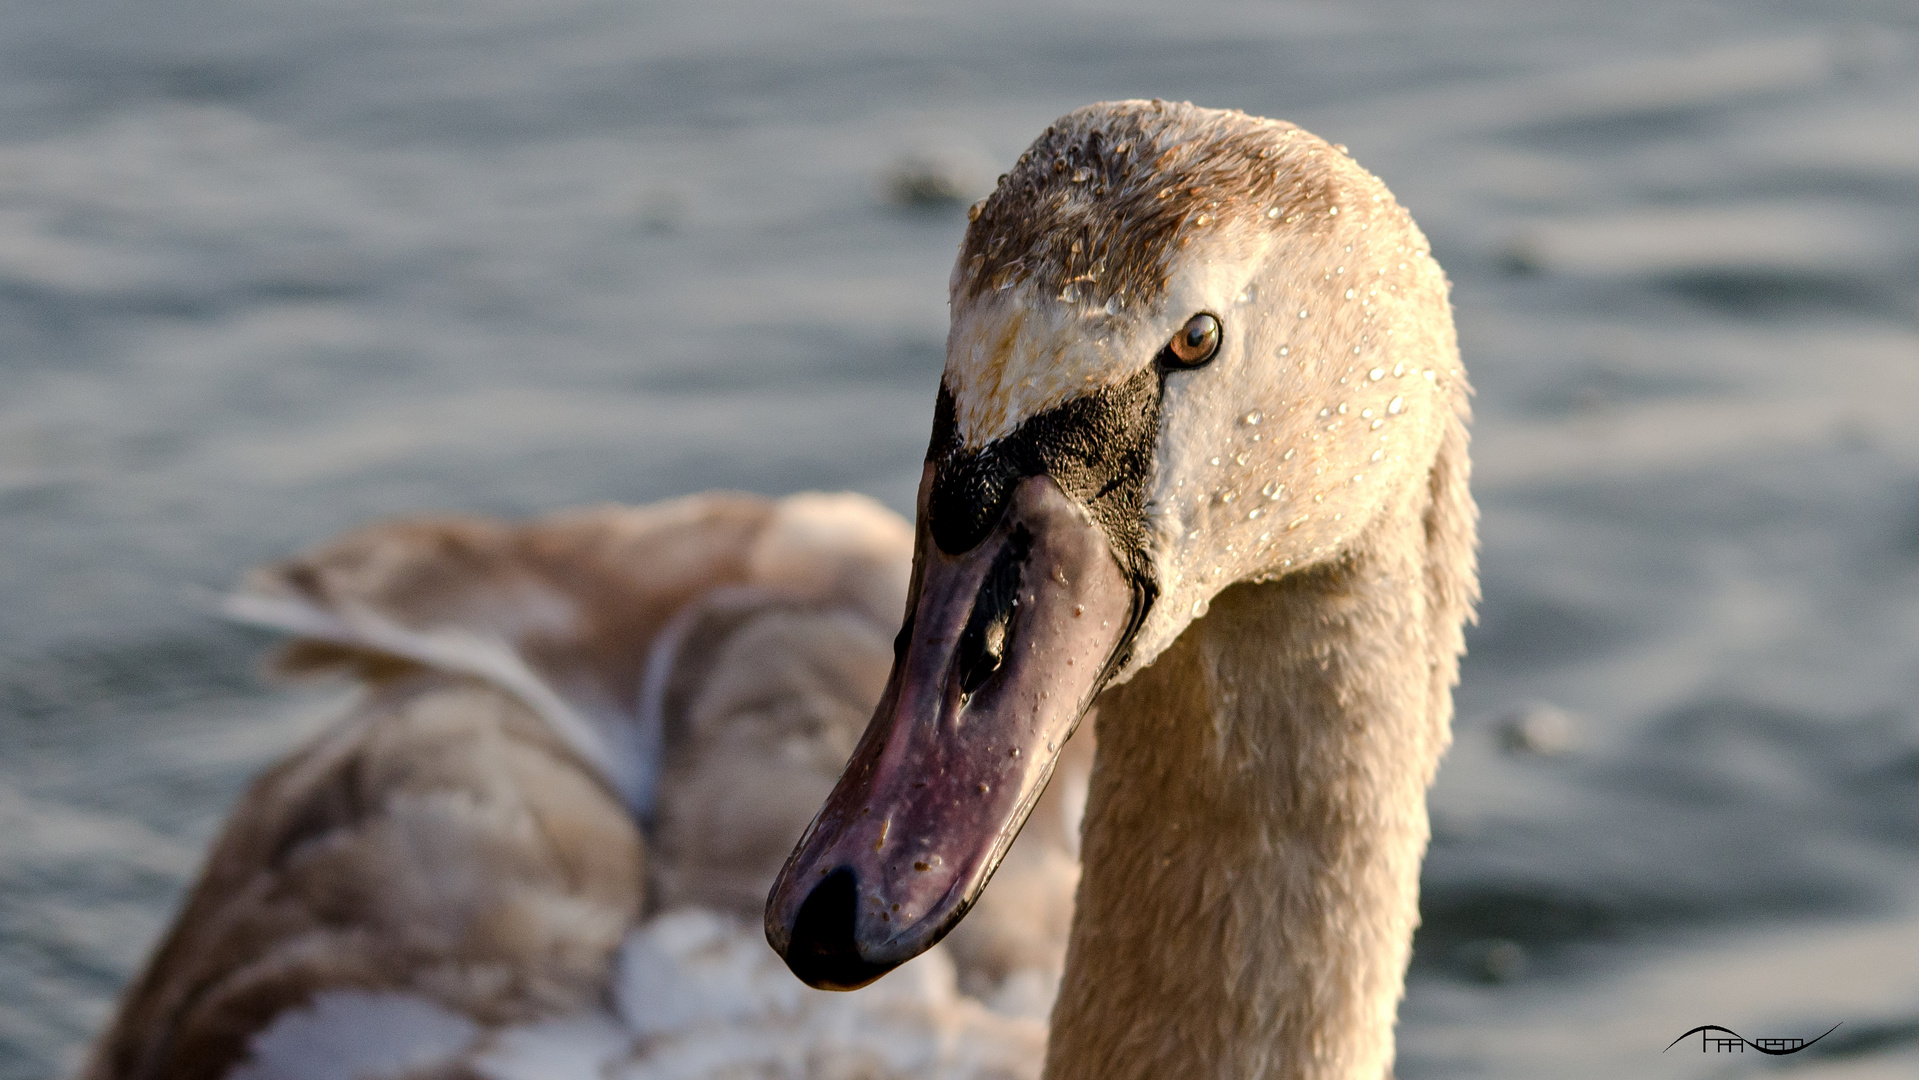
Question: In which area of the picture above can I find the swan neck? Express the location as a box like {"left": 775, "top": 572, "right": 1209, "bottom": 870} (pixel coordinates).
{"left": 1045, "top": 508, "right": 1461, "bottom": 1080}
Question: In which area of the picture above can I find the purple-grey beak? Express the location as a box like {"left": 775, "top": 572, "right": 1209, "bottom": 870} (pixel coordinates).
{"left": 764, "top": 467, "right": 1141, "bottom": 989}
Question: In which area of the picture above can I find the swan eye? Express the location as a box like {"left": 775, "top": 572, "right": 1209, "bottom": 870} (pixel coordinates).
{"left": 1163, "top": 313, "right": 1221, "bottom": 368}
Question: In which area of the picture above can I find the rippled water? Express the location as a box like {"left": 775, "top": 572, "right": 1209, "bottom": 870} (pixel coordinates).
{"left": 1, "top": 1, "right": 1916, "bottom": 1077}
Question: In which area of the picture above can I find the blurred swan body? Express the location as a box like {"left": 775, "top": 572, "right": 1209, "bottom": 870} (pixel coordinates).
{"left": 83, "top": 492, "right": 1084, "bottom": 1080}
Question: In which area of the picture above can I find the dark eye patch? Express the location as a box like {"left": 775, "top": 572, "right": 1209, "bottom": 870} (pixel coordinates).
{"left": 923, "top": 364, "right": 1163, "bottom": 590}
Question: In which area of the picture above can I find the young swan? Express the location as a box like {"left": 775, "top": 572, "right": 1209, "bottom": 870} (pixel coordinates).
{"left": 768, "top": 101, "right": 1477, "bottom": 1080}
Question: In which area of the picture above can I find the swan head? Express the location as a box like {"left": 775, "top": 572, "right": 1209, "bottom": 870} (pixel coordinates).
{"left": 768, "top": 100, "right": 1464, "bottom": 989}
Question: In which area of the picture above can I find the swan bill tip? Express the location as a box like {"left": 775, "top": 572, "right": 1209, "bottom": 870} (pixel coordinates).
{"left": 775, "top": 867, "right": 897, "bottom": 991}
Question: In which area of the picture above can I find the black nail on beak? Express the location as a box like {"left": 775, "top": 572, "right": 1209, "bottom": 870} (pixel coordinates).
{"left": 784, "top": 868, "right": 891, "bottom": 991}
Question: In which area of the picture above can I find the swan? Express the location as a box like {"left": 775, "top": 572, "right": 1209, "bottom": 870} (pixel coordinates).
{"left": 766, "top": 99, "right": 1476, "bottom": 1080}
{"left": 83, "top": 493, "right": 1087, "bottom": 1080}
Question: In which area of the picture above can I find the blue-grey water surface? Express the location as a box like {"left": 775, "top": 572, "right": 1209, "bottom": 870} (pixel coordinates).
{"left": 1, "top": 1, "right": 1917, "bottom": 1076}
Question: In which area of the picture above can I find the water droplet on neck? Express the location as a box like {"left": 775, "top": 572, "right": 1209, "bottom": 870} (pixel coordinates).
{"left": 1388, "top": 396, "right": 1404, "bottom": 414}
{"left": 1193, "top": 598, "right": 1210, "bottom": 617}
{"left": 1261, "top": 481, "right": 1283, "bottom": 499}
{"left": 1369, "top": 368, "right": 1384, "bottom": 381}
{"left": 1244, "top": 410, "right": 1262, "bottom": 425}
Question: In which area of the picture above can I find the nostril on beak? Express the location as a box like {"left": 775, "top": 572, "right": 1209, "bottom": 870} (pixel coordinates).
{"left": 781, "top": 868, "right": 892, "bottom": 990}
{"left": 956, "top": 526, "right": 1032, "bottom": 696}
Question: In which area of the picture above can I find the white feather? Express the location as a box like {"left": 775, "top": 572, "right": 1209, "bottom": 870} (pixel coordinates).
{"left": 220, "top": 591, "right": 650, "bottom": 814}
{"left": 472, "top": 1014, "right": 634, "bottom": 1080}
{"left": 600, "top": 911, "right": 1044, "bottom": 1080}
{"left": 229, "top": 991, "right": 479, "bottom": 1080}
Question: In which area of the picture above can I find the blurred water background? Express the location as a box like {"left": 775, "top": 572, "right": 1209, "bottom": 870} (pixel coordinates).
{"left": 0, "top": 1, "right": 1915, "bottom": 1076}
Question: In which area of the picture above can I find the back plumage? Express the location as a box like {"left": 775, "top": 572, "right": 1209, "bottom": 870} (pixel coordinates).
{"left": 84, "top": 492, "right": 1083, "bottom": 1080}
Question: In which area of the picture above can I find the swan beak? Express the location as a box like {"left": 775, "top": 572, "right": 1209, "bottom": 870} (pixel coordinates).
{"left": 766, "top": 468, "right": 1142, "bottom": 989}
